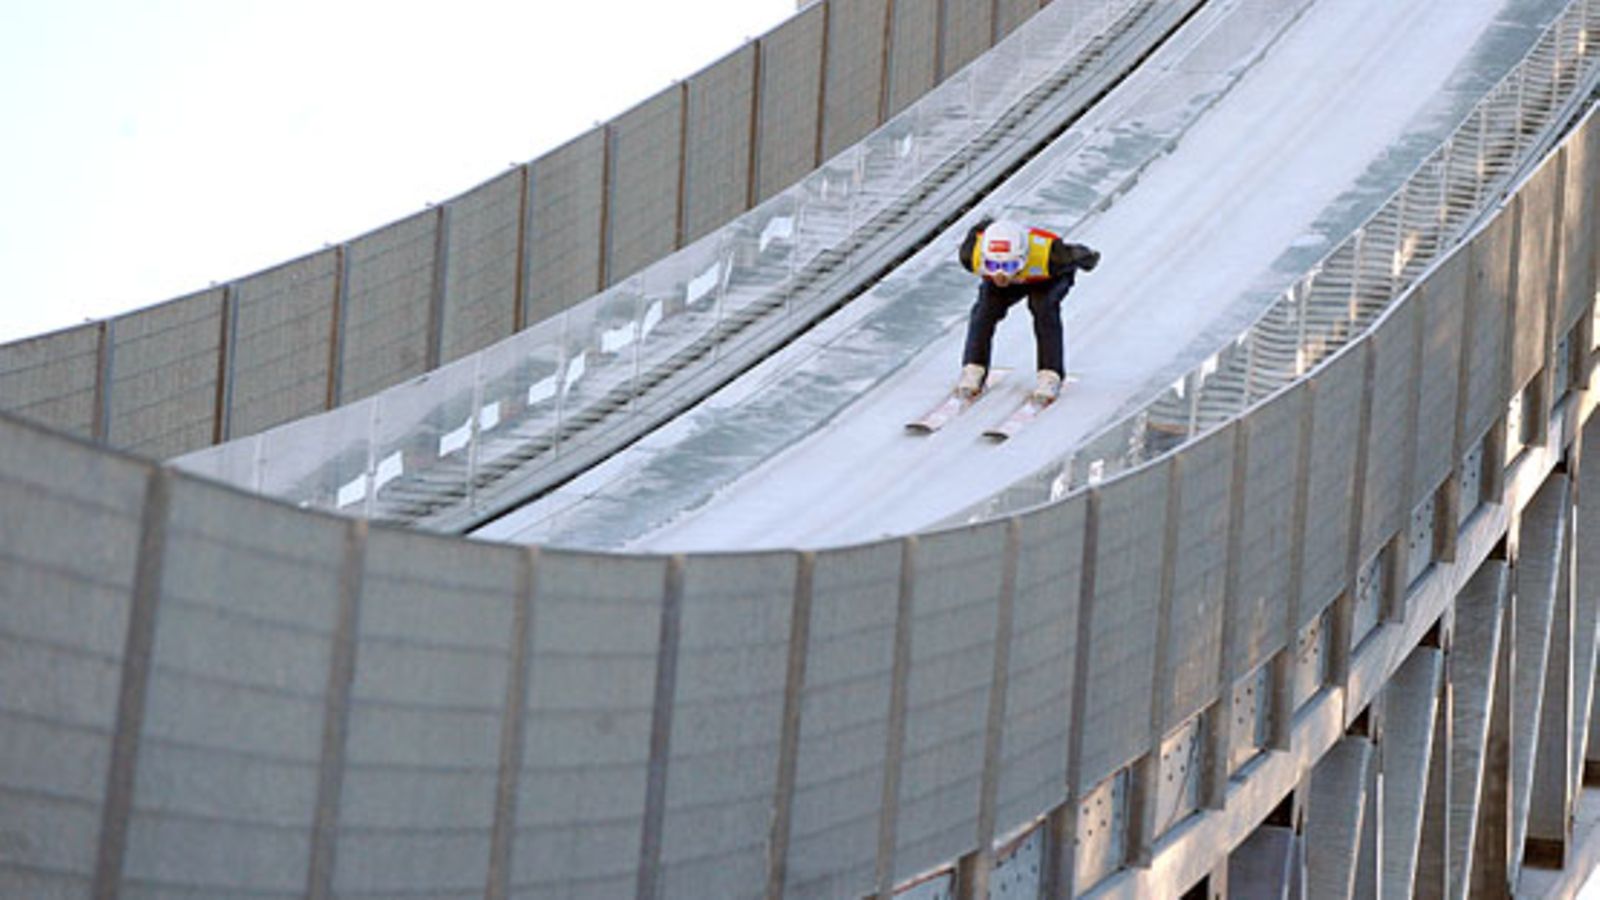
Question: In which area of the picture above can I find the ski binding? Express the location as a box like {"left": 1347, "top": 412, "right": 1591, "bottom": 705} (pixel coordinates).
{"left": 905, "top": 368, "right": 1011, "bottom": 434}
{"left": 982, "top": 374, "right": 1078, "bottom": 441}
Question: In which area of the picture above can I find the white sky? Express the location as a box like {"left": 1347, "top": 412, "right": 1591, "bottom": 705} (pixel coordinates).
{"left": 0, "top": 0, "right": 796, "bottom": 342}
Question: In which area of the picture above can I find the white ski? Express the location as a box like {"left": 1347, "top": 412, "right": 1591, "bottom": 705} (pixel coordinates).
{"left": 905, "top": 369, "right": 1010, "bottom": 434}
{"left": 982, "top": 374, "right": 1077, "bottom": 441}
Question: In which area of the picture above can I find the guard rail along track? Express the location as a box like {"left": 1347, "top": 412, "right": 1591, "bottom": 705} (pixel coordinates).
{"left": 6, "top": 87, "right": 1600, "bottom": 900}
{"left": 957, "top": 0, "right": 1600, "bottom": 523}
{"left": 172, "top": 0, "right": 1206, "bottom": 532}
{"left": 6, "top": 2, "right": 1600, "bottom": 899}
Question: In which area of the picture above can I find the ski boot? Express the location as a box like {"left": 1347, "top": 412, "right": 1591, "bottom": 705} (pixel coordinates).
{"left": 1031, "top": 369, "right": 1063, "bottom": 404}
{"left": 956, "top": 363, "right": 987, "bottom": 399}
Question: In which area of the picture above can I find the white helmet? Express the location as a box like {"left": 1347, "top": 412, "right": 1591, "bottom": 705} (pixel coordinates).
{"left": 981, "top": 220, "right": 1028, "bottom": 270}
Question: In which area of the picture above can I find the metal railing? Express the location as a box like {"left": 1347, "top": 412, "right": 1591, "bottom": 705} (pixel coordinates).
{"left": 171, "top": 0, "right": 1201, "bottom": 531}
{"left": 4, "top": 23, "right": 1600, "bottom": 900}
{"left": 955, "top": 0, "right": 1600, "bottom": 523}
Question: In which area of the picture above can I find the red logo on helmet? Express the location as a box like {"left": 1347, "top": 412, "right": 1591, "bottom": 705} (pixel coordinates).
{"left": 987, "top": 239, "right": 1012, "bottom": 254}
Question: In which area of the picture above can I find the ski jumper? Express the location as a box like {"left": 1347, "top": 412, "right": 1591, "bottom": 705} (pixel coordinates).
{"left": 957, "top": 219, "right": 1099, "bottom": 375}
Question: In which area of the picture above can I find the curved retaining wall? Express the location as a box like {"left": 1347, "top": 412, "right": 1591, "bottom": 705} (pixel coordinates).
{"left": 0, "top": 0, "right": 1072, "bottom": 462}
{"left": 3, "top": 101, "right": 1599, "bottom": 900}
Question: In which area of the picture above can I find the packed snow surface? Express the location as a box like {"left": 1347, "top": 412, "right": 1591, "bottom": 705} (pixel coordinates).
{"left": 476, "top": 0, "right": 1569, "bottom": 552}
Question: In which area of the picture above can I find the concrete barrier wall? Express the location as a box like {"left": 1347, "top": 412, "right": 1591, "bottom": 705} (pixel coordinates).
{"left": 337, "top": 209, "right": 441, "bottom": 405}
{"left": 525, "top": 130, "right": 608, "bottom": 332}
{"left": 682, "top": 47, "right": 757, "bottom": 246}
{"left": 894, "top": 524, "right": 1007, "bottom": 883}
{"left": 885, "top": 1, "right": 940, "bottom": 118}
{"left": 2, "top": 29, "right": 1598, "bottom": 900}
{"left": 995, "top": 503, "right": 1082, "bottom": 834}
{"left": 606, "top": 90, "right": 686, "bottom": 287}
{"left": 225, "top": 249, "right": 341, "bottom": 440}
{"left": 334, "top": 527, "right": 518, "bottom": 897}
{"left": 1557, "top": 124, "right": 1600, "bottom": 334}
{"left": 1233, "top": 385, "right": 1303, "bottom": 671}
{"left": 1359, "top": 298, "right": 1418, "bottom": 564}
{"left": 820, "top": 0, "right": 890, "bottom": 161}
{"left": 0, "top": 0, "right": 1056, "bottom": 459}
{"left": 941, "top": 0, "right": 995, "bottom": 79}
{"left": 103, "top": 287, "right": 225, "bottom": 460}
{"left": 1301, "top": 341, "right": 1363, "bottom": 621}
{"left": 440, "top": 168, "right": 525, "bottom": 366}
{"left": 1079, "top": 458, "right": 1169, "bottom": 788}
{"left": 125, "top": 476, "right": 349, "bottom": 897}
{"left": 755, "top": 5, "right": 827, "bottom": 206}
{"left": 1413, "top": 252, "right": 1468, "bottom": 504}
{"left": 0, "top": 418, "right": 149, "bottom": 898}
{"left": 1464, "top": 211, "right": 1517, "bottom": 445}
{"left": 0, "top": 323, "right": 104, "bottom": 441}
{"left": 786, "top": 540, "right": 900, "bottom": 897}
{"left": 658, "top": 552, "right": 797, "bottom": 898}
{"left": 1515, "top": 161, "right": 1563, "bottom": 395}
{"left": 1163, "top": 424, "right": 1232, "bottom": 731}
{"left": 997, "top": 0, "right": 1044, "bottom": 37}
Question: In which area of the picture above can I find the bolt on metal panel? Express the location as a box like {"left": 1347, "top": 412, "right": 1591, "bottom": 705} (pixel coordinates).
{"left": 1075, "top": 767, "right": 1130, "bottom": 892}
{"left": 1155, "top": 715, "right": 1205, "bottom": 840}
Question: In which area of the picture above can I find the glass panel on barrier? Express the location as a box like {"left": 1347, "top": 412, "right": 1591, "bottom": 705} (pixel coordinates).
{"left": 713, "top": 198, "right": 792, "bottom": 360}
{"left": 554, "top": 278, "right": 643, "bottom": 449}
{"left": 1299, "top": 243, "right": 1361, "bottom": 367}
{"left": 910, "top": 67, "right": 976, "bottom": 180}
{"left": 629, "top": 232, "right": 730, "bottom": 419}
{"left": 174, "top": 431, "right": 265, "bottom": 492}
{"left": 973, "top": 459, "right": 1072, "bottom": 520}
{"left": 1189, "top": 331, "right": 1253, "bottom": 435}
{"left": 470, "top": 315, "right": 566, "bottom": 501}
{"left": 742, "top": 190, "right": 801, "bottom": 315}
{"left": 1396, "top": 157, "right": 1447, "bottom": 285}
{"left": 966, "top": 36, "right": 1031, "bottom": 127}
{"left": 1068, "top": 414, "right": 1146, "bottom": 491}
{"left": 1242, "top": 298, "right": 1302, "bottom": 405}
{"left": 857, "top": 113, "right": 921, "bottom": 218}
{"left": 1140, "top": 374, "right": 1196, "bottom": 464}
{"left": 787, "top": 150, "right": 859, "bottom": 304}
{"left": 366, "top": 354, "right": 481, "bottom": 525}
{"left": 255, "top": 396, "right": 378, "bottom": 514}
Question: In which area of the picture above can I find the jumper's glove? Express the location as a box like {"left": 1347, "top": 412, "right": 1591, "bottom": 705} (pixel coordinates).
{"left": 1077, "top": 247, "right": 1101, "bottom": 272}
{"left": 974, "top": 215, "right": 995, "bottom": 231}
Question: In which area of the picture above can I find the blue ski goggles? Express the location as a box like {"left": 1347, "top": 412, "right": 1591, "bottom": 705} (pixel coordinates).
{"left": 983, "top": 257, "right": 1024, "bottom": 275}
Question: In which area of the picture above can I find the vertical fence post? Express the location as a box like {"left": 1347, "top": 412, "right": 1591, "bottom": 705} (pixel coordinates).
{"left": 1391, "top": 297, "right": 1428, "bottom": 622}
{"left": 765, "top": 551, "right": 815, "bottom": 900}
{"left": 959, "top": 518, "right": 1020, "bottom": 898}
{"left": 214, "top": 285, "right": 237, "bottom": 445}
{"left": 305, "top": 518, "right": 367, "bottom": 900}
{"left": 1207, "top": 424, "right": 1250, "bottom": 807}
{"left": 94, "top": 319, "right": 115, "bottom": 444}
{"left": 1132, "top": 460, "right": 1182, "bottom": 868}
{"left": 1060, "top": 489, "right": 1102, "bottom": 897}
{"left": 513, "top": 165, "right": 533, "bottom": 334}
{"left": 426, "top": 204, "right": 450, "bottom": 371}
{"left": 1331, "top": 341, "right": 1377, "bottom": 705}
{"left": 873, "top": 536, "right": 918, "bottom": 898}
{"left": 91, "top": 466, "right": 171, "bottom": 899}
{"left": 1272, "top": 381, "right": 1317, "bottom": 752}
{"left": 635, "top": 555, "right": 685, "bottom": 900}
{"left": 327, "top": 245, "right": 349, "bottom": 410}
{"left": 486, "top": 547, "right": 537, "bottom": 900}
